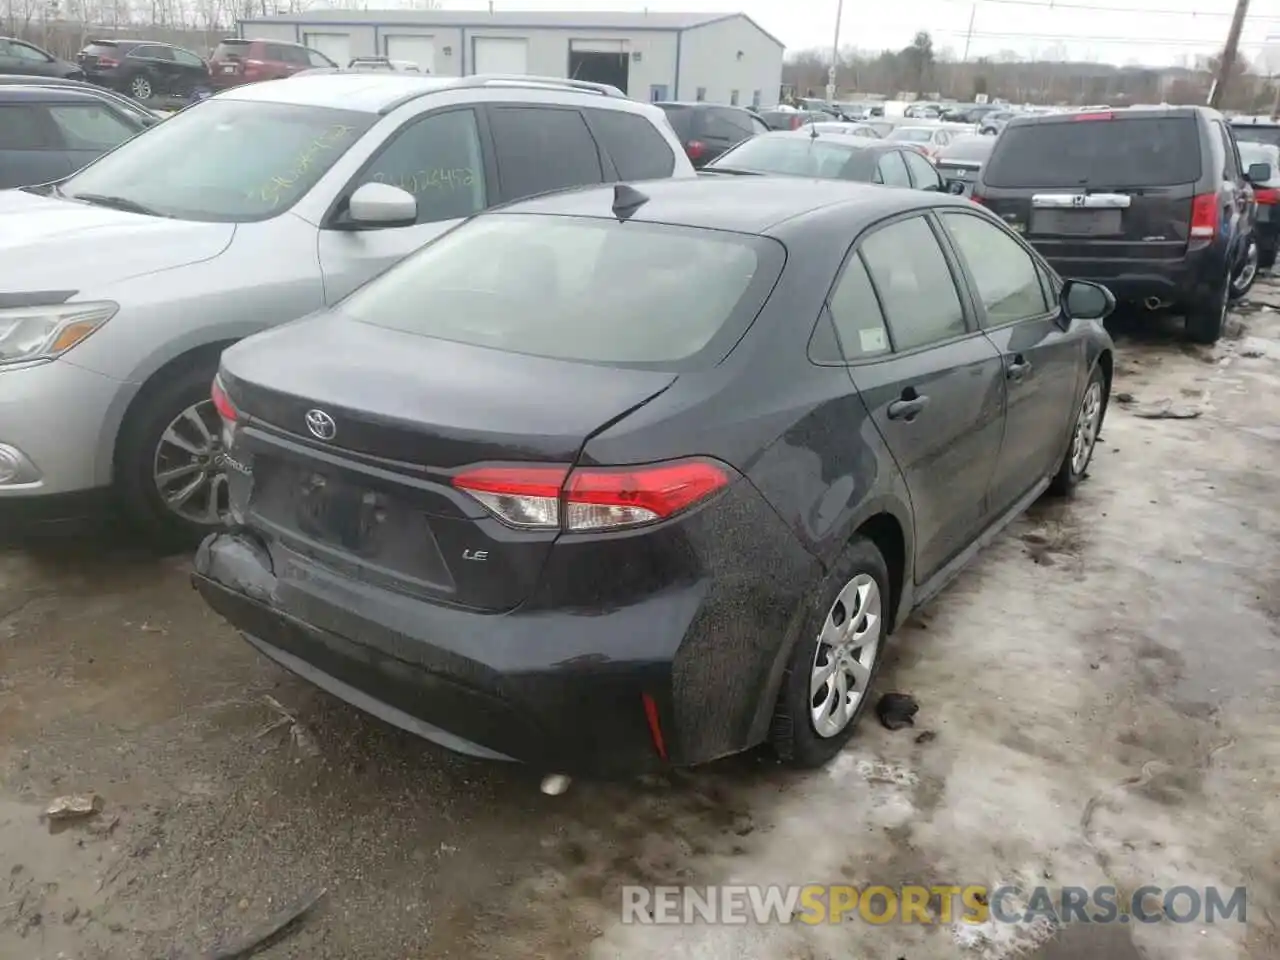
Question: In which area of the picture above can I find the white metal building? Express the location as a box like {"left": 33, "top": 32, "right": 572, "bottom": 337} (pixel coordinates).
{"left": 234, "top": 9, "right": 785, "bottom": 107}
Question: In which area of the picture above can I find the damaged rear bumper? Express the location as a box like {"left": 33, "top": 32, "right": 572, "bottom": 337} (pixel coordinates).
{"left": 192, "top": 529, "right": 698, "bottom": 777}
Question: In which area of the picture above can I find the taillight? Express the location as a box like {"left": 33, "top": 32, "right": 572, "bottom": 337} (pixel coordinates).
{"left": 452, "top": 458, "right": 732, "bottom": 532}
{"left": 790, "top": 115, "right": 802, "bottom": 130}
{"left": 969, "top": 193, "right": 987, "bottom": 206}
{"left": 97, "top": 56, "right": 119, "bottom": 68}
{"left": 1255, "top": 187, "right": 1278, "bottom": 205}
{"left": 1190, "top": 193, "right": 1218, "bottom": 239}
{"left": 211, "top": 375, "right": 238, "bottom": 446}
{"left": 685, "top": 140, "right": 706, "bottom": 161}
{"left": 1072, "top": 111, "right": 1114, "bottom": 121}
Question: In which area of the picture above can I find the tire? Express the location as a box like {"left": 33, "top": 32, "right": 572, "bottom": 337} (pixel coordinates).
{"left": 771, "top": 537, "right": 891, "bottom": 768}
{"left": 129, "top": 73, "right": 154, "bottom": 101}
{"left": 1048, "top": 363, "right": 1106, "bottom": 497}
{"left": 1230, "top": 238, "right": 1258, "bottom": 301}
{"left": 114, "top": 355, "right": 228, "bottom": 544}
{"left": 1184, "top": 270, "right": 1228, "bottom": 344}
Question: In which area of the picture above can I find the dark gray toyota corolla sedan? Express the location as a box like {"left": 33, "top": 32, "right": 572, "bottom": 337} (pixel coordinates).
{"left": 193, "top": 177, "right": 1115, "bottom": 779}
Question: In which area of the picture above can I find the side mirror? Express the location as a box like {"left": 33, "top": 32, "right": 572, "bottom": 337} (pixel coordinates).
{"left": 1062, "top": 278, "right": 1115, "bottom": 322}
{"left": 344, "top": 182, "right": 417, "bottom": 229}
{"left": 1247, "top": 161, "right": 1272, "bottom": 183}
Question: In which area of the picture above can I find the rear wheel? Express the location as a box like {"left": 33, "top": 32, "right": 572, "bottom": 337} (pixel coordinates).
{"left": 114, "top": 357, "right": 229, "bottom": 544}
{"left": 1048, "top": 364, "right": 1106, "bottom": 496}
{"left": 129, "top": 73, "right": 154, "bottom": 101}
{"left": 1184, "top": 270, "right": 1228, "bottom": 344}
{"left": 1230, "top": 238, "right": 1258, "bottom": 301}
{"left": 771, "top": 537, "right": 890, "bottom": 768}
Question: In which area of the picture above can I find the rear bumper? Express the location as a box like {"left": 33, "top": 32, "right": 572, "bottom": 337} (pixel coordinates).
{"left": 1043, "top": 244, "right": 1226, "bottom": 305}
{"left": 193, "top": 489, "right": 817, "bottom": 776}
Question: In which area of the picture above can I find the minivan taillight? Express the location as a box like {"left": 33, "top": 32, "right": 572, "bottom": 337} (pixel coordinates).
{"left": 1190, "top": 193, "right": 1218, "bottom": 240}
{"left": 452, "top": 458, "right": 732, "bottom": 532}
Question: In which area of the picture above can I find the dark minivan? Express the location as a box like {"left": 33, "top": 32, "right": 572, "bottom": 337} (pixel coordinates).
{"left": 973, "top": 106, "right": 1265, "bottom": 343}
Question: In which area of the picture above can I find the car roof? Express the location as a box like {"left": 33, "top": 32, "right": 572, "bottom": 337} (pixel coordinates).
{"left": 494, "top": 176, "right": 975, "bottom": 236}
{"left": 654, "top": 101, "right": 746, "bottom": 109}
{"left": 0, "top": 85, "right": 128, "bottom": 104}
{"left": 220, "top": 72, "right": 634, "bottom": 114}
{"left": 1007, "top": 104, "right": 1219, "bottom": 128}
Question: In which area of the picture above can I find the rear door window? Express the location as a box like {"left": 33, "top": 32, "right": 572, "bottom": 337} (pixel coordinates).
{"left": 859, "top": 216, "right": 968, "bottom": 350}
{"left": 827, "top": 253, "right": 891, "bottom": 360}
{"left": 903, "top": 150, "right": 942, "bottom": 190}
{"left": 584, "top": 108, "right": 675, "bottom": 180}
{"left": 983, "top": 117, "right": 1202, "bottom": 188}
{"left": 488, "top": 105, "right": 604, "bottom": 202}
{"left": 874, "top": 151, "right": 911, "bottom": 187}
{"left": 1215, "top": 121, "right": 1241, "bottom": 180}
{"left": 0, "top": 105, "right": 55, "bottom": 149}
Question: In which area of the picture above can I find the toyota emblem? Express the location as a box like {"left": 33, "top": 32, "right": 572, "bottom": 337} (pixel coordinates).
{"left": 305, "top": 409, "right": 337, "bottom": 441}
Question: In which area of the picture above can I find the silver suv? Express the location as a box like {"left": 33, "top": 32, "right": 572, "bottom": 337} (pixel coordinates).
{"left": 0, "top": 73, "right": 694, "bottom": 538}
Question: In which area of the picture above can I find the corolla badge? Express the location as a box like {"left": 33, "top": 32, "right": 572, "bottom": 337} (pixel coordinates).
{"left": 305, "top": 409, "right": 337, "bottom": 441}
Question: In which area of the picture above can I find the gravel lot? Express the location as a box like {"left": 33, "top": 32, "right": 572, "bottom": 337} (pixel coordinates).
{"left": 3, "top": 289, "right": 1279, "bottom": 960}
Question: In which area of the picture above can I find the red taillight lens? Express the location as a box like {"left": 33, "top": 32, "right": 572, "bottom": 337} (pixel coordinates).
{"left": 790, "top": 116, "right": 802, "bottom": 130}
{"left": 1072, "top": 111, "right": 1113, "bottom": 121}
{"left": 97, "top": 56, "right": 119, "bottom": 68}
{"left": 686, "top": 140, "right": 706, "bottom": 160}
{"left": 1190, "top": 193, "right": 1218, "bottom": 239}
{"left": 969, "top": 193, "right": 987, "bottom": 206}
{"left": 452, "top": 458, "right": 732, "bottom": 532}
{"left": 211, "top": 376, "right": 237, "bottom": 423}
{"left": 1255, "top": 187, "right": 1278, "bottom": 205}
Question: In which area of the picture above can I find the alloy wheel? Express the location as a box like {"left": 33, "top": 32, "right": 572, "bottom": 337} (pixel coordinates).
{"left": 1070, "top": 381, "right": 1103, "bottom": 476}
{"left": 810, "top": 573, "right": 882, "bottom": 738}
{"left": 1233, "top": 240, "right": 1258, "bottom": 296}
{"left": 131, "top": 76, "right": 153, "bottom": 100}
{"left": 152, "top": 399, "right": 229, "bottom": 526}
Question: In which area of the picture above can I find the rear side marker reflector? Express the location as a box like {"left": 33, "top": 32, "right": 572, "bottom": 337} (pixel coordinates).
{"left": 452, "top": 458, "right": 732, "bottom": 532}
{"left": 211, "top": 376, "right": 238, "bottom": 423}
{"left": 642, "top": 693, "right": 669, "bottom": 761}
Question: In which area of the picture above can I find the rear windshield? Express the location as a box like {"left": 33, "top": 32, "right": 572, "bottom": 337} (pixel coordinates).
{"left": 82, "top": 42, "right": 120, "bottom": 55}
{"left": 984, "top": 117, "right": 1202, "bottom": 188}
{"left": 211, "top": 41, "right": 250, "bottom": 60}
{"left": 710, "top": 136, "right": 863, "bottom": 178}
{"left": 938, "top": 136, "right": 994, "bottom": 162}
{"left": 338, "top": 214, "right": 779, "bottom": 368}
{"left": 888, "top": 128, "right": 933, "bottom": 143}
{"left": 1232, "top": 124, "right": 1280, "bottom": 149}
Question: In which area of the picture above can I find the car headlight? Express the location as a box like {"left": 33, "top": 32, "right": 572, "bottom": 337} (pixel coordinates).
{"left": 0, "top": 301, "right": 118, "bottom": 366}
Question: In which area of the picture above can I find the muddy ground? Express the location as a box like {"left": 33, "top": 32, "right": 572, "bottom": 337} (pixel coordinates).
{"left": 2, "top": 288, "right": 1279, "bottom": 960}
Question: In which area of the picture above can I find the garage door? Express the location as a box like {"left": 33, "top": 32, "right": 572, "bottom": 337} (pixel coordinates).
{"left": 385, "top": 35, "right": 435, "bottom": 73}
{"left": 473, "top": 37, "right": 528, "bottom": 75}
{"left": 304, "top": 33, "right": 351, "bottom": 66}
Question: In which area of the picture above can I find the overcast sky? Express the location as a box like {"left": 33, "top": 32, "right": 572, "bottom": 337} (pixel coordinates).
{"left": 440, "top": 0, "right": 1280, "bottom": 69}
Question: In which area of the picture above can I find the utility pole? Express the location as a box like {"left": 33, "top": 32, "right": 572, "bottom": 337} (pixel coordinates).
{"left": 1209, "top": 0, "right": 1250, "bottom": 109}
{"left": 827, "top": 0, "right": 844, "bottom": 102}
{"left": 962, "top": 3, "right": 976, "bottom": 62}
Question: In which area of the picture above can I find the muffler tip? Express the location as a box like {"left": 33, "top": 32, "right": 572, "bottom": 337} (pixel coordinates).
{"left": 1144, "top": 296, "right": 1162, "bottom": 310}
{"left": 540, "top": 774, "right": 572, "bottom": 796}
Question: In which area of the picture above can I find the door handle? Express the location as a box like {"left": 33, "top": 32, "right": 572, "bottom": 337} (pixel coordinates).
{"left": 887, "top": 394, "right": 929, "bottom": 421}
{"left": 1007, "top": 355, "right": 1032, "bottom": 380}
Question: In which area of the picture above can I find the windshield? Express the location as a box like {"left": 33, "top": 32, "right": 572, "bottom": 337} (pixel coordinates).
{"left": 60, "top": 98, "right": 374, "bottom": 222}
{"left": 339, "top": 214, "right": 773, "bottom": 367}
{"left": 983, "top": 116, "right": 1201, "bottom": 189}
{"left": 888, "top": 128, "right": 933, "bottom": 143}
{"left": 709, "top": 136, "right": 861, "bottom": 178}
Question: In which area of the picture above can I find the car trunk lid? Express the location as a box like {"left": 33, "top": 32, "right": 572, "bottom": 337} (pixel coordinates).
{"left": 218, "top": 314, "right": 677, "bottom": 613}
{"left": 976, "top": 113, "right": 1201, "bottom": 261}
